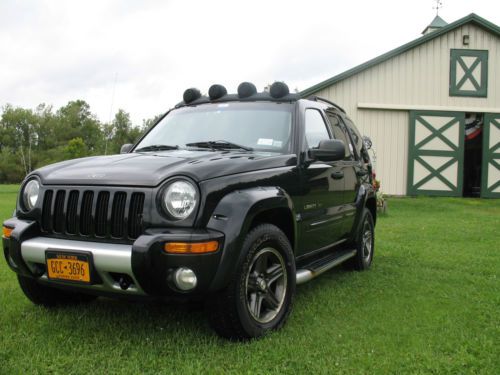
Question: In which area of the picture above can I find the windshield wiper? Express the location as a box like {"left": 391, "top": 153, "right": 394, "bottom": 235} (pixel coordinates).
{"left": 135, "top": 144, "right": 179, "bottom": 152}
{"left": 185, "top": 140, "right": 253, "bottom": 151}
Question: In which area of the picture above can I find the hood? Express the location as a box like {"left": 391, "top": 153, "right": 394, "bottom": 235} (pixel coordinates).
{"left": 34, "top": 150, "right": 296, "bottom": 187}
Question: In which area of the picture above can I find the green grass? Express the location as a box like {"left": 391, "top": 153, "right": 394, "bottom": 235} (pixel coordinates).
{"left": 1, "top": 186, "right": 499, "bottom": 374}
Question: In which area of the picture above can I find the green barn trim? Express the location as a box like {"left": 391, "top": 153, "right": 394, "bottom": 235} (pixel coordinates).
{"left": 449, "top": 49, "right": 488, "bottom": 97}
{"left": 301, "top": 13, "right": 500, "bottom": 98}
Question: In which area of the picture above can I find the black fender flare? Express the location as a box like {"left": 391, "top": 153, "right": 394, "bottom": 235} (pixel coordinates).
{"left": 206, "top": 186, "right": 296, "bottom": 291}
{"left": 350, "top": 184, "right": 377, "bottom": 240}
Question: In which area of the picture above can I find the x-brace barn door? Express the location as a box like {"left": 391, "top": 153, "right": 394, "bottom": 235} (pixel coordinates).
{"left": 408, "top": 111, "right": 465, "bottom": 196}
{"left": 481, "top": 114, "right": 500, "bottom": 198}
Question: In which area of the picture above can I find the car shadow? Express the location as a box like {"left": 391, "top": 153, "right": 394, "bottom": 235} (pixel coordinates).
{"left": 38, "top": 296, "right": 217, "bottom": 342}
{"left": 34, "top": 265, "right": 357, "bottom": 343}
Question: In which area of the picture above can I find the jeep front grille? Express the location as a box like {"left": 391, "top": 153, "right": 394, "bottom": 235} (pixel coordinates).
{"left": 40, "top": 188, "right": 145, "bottom": 240}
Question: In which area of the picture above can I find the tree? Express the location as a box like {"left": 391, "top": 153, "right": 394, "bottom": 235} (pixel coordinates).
{"left": 63, "top": 138, "right": 88, "bottom": 160}
{"left": 106, "top": 109, "right": 144, "bottom": 154}
{"left": 56, "top": 100, "right": 103, "bottom": 153}
{"left": 0, "top": 105, "right": 38, "bottom": 175}
{"left": 142, "top": 113, "right": 165, "bottom": 131}
{"left": 0, "top": 101, "right": 153, "bottom": 183}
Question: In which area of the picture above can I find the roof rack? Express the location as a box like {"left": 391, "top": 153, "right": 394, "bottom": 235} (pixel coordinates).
{"left": 307, "top": 96, "right": 346, "bottom": 114}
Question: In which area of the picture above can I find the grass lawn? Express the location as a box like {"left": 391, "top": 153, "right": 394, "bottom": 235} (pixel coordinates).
{"left": 1, "top": 185, "right": 499, "bottom": 374}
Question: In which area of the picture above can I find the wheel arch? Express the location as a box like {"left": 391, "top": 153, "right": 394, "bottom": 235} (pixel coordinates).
{"left": 365, "top": 195, "right": 377, "bottom": 225}
{"left": 349, "top": 184, "right": 377, "bottom": 241}
{"left": 249, "top": 207, "right": 294, "bottom": 251}
{"left": 206, "top": 186, "right": 297, "bottom": 291}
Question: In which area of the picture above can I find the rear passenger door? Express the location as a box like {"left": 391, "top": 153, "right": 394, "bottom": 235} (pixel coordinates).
{"left": 325, "top": 112, "right": 359, "bottom": 238}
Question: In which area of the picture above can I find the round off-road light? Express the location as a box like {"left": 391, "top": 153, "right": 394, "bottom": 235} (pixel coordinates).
{"left": 208, "top": 84, "right": 227, "bottom": 100}
{"left": 23, "top": 179, "right": 40, "bottom": 211}
{"left": 173, "top": 268, "right": 197, "bottom": 291}
{"left": 183, "top": 88, "right": 202, "bottom": 103}
{"left": 237, "top": 82, "right": 257, "bottom": 98}
{"left": 270, "top": 81, "right": 290, "bottom": 98}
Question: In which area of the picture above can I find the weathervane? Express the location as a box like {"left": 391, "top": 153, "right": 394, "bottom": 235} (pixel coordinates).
{"left": 433, "top": 0, "right": 443, "bottom": 16}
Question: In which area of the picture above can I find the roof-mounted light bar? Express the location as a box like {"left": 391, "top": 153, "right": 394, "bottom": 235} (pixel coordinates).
{"left": 178, "top": 81, "right": 299, "bottom": 107}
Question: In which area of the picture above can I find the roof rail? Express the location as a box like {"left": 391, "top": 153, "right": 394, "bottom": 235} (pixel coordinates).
{"left": 307, "top": 96, "right": 346, "bottom": 114}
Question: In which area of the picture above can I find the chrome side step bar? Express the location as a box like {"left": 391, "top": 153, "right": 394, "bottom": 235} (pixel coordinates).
{"left": 296, "top": 249, "right": 357, "bottom": 285}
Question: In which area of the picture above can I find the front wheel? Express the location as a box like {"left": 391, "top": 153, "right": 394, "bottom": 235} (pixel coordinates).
{"left": 207, "top": 224, "right": 296, "bottom": 340}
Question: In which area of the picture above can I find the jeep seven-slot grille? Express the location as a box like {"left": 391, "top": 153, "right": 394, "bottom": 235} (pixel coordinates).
{"left": 40, "top": 189, "right": 145, "bottom": 240}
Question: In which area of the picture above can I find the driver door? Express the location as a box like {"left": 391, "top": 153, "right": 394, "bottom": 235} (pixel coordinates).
{"left": 298, "top": 109, "right": 345, "bottom": 256}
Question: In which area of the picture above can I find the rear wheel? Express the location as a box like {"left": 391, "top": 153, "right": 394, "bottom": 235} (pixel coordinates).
{"left": 349, "top": 208, "right": 375, "bottom": 271}
{"left": 207, "top": 224, "right": 295, "bottom": 340}
{"left": 17, "top": 276, "right": 97, "bottom": 307}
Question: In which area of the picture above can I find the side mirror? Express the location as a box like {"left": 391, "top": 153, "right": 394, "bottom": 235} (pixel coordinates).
{"left": 309, "top": 139, "right": 345, "bottom": 162}
{"left": 120, "top": 144, "right": 133, "bottom": 154}
{"left": 363, "top": 136, "right": 372, "bottom": 150}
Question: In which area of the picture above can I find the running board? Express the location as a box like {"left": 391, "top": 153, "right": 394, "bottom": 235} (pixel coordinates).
{"left": 296, "top": 249, "right": 357, "bottom": 285}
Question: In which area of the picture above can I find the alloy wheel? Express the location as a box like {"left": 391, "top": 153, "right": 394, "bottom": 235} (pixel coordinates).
{"left": 245, "top": 247, "right": 287, "bottom": 323}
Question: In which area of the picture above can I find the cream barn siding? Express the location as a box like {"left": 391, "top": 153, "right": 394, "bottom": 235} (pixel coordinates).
{"left": 305, "top": 17, "right": 500, "bottom": 195}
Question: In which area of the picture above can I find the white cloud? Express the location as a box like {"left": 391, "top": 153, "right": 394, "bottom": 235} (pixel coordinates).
{"left": 1, "top": 0, "right": 499, "bottom": 124}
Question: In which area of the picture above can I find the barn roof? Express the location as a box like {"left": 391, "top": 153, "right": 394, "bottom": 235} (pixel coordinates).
{"left": 300, "top": 13, "right": 500, "bottom": 98}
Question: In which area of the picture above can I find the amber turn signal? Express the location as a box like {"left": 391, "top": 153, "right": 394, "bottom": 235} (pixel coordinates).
{"left": 2, "top": 226, "right": 13, "bottom": 239}
{"left": 164, "top": 241, "right": 219, "bottom": 254}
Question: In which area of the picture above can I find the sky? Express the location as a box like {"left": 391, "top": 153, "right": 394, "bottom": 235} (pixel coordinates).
{"left": 1, "top": 0, "right": 499, "bottom": 125}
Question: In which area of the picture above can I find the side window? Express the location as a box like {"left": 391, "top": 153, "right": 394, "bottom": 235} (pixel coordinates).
{"left": 305, "top": 109, "right": 330, "bottom": 148}
{"left": 326, "top": 113, "right": 354, "bottom": 160}
{"left": 343, "top": 118, "right": 364, "bottom": 158}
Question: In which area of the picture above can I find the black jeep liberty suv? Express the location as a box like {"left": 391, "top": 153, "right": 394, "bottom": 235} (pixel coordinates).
{"left": 2, "top": 82, "right": 376, "bottom": 340}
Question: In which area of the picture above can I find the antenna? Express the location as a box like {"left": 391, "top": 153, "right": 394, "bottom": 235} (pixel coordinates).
{"left": 108, "top": 72, "right": 118, "bottom": 123}
{"left": 105, "top": 72, "right": 118, "bottom": 155}
{"left": 433, "top": 0, "right": 443, "bottom": 16}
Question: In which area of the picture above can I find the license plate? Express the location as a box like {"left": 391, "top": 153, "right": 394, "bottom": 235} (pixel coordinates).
{"left": 46, "top": 252, "right": 91, "bottom": 283}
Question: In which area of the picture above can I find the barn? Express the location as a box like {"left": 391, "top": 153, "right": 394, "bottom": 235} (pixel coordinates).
{"left": 301, "top": 13, "right": 500, "bottom": 198}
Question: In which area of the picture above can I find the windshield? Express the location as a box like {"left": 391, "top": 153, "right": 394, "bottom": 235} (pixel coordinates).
{"left": 135, "top": 102, "right": 293, "bottom": 154}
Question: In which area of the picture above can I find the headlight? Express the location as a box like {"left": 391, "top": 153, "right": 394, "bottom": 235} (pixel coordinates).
{"left": 23, "top": 179, "right": 40, "bottom": 210}
{"left": 162, "top": 180, "right": 197, "bottom": 219}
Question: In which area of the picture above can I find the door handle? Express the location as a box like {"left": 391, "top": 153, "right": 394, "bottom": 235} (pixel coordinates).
{"left": 331, "top": 171, "right": 344, "bottom": 180}
{"left": 356, "top": 169, "right": 368, "bottom": 177}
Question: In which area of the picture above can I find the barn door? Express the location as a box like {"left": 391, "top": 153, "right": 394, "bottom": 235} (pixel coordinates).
{"left": 481, "top": 114, "right": 500, "bottom": 198}
{"left": 408, "top": 111, "right": 465, "bottom": 196}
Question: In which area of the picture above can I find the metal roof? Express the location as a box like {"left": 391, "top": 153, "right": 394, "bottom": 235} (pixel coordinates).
{"left": 300, "top": 13, "right": 500, "bottom": 98}
{"left": 422, "top": 15, "right": 448, "bottom": 34}
{"left": 430, "top": 14, "right": 448, "bottom": 28}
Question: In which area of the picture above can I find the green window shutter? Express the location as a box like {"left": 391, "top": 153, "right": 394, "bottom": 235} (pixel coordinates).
{"left": 449, "top": 49, "right": 488, "bottom": 97}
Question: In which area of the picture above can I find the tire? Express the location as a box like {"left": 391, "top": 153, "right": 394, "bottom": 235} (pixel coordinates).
{"left": 207, "top": 224, "right": 296, "bottom": 340}
{"left": 17, "top": 275, "right": 97, "bottom": 307}
{"left": 350, "top": 208, "right": 375, "bottom": 271}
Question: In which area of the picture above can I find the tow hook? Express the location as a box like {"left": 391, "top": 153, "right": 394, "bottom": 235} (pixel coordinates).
{"left": 118, "top": 275, "right": 133, "bottom": 290}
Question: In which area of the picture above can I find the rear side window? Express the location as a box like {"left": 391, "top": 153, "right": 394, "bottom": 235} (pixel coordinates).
{"left": 327, "top": 113, "right": 354, "bottom": 160}
{"left": 305, "top": 109, "right": 330, "bottom": 148}
{"left": 343, "top": 118, "right": 363, "bottom": 155}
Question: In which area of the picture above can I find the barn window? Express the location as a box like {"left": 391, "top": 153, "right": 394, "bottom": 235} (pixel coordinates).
{"left": 449, "top": 49, "right": 488, "bottom": 97}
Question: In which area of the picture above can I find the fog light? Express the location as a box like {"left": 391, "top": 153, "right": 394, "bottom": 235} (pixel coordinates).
{"left": 173, "top": 267, "right": 197, "bottom": 291}
{"left": 2, "top": 226, "right": 13, "bottom": 239}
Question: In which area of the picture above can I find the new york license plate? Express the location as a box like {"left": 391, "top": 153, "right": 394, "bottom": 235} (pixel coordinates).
{"left": 46, "top": 252, "right": 91, "bottom": 283}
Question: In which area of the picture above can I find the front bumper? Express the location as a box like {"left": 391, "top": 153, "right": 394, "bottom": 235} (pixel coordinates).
{"left": 3, "top": 217, "right": 224, "bottom": 297}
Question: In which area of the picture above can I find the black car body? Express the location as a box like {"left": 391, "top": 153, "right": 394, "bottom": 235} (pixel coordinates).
{"left": 3, "top": 82, "right": 376, "bottom": 339}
